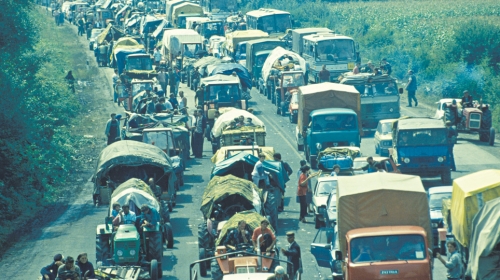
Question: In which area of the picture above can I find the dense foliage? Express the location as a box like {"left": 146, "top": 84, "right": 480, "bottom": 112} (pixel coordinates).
{"left": 0, "top": 1, "right": 80, "bottom": 247}
{"left": 247, "top": 0, "right": 500, "bottom": 129}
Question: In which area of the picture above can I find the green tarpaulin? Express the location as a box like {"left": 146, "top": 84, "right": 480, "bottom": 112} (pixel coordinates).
{"left": 216, "top": 210, "right": 273, "bottom": 246}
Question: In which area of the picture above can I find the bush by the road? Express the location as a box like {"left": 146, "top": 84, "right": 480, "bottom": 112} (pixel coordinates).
{"left": 0, "top": 1, "right": 80, "bottom": 250}
{"left": 247, "top": 0, "right": 500, "bottom": 130}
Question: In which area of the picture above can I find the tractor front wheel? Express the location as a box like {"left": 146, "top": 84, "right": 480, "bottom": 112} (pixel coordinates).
{"left": 150, "top": 259, "right": 159, "bottom": 280}
{"left": 96, "top": 234, "right": 111, "bottom": 266}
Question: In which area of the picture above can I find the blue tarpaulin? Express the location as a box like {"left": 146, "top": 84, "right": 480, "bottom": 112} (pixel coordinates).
{"left": 210, "top": 152, "right": 289, "bottom": 191}
{"left": 209, "top": 63, "right": 252, "bottom": 89}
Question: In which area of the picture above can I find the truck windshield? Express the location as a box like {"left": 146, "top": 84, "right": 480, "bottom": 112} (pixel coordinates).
{"left": 351, "top": 234, "right": 426, "bottom": 263}
{"left": 257, "top": 14, "right": 291, "bottom": 33}
{"left": 397, "top": 129, "right": 447, "bottom": 146}
{"left": 316, "top": 181, "right": 337, "bottom": 196}
{"left": 209, "top": 85, "right": 239, "bottom": 100}
{"left": 282, "top": 73, "right": 305, "bottom": 87}
{"left": 429, "top": 192, "right": 451, "bottom": 209}
{"left": 202, "top": 22, "right": 223, "bottom": 38}
{"left": 352, "top": 81, "right": 398, "bottom": 97}
{"left": 126, "top": 57, "right": 153, "bottom": 71}
{"left": 312, "top": 114, "right": 358, "bottom": 132}
{"left": 184, "top": 44, "right": 200, "bottom": 58}
{"left": 143, "top": 131, "right": 174, "bottom": 151}
{"left": 316, "top": 39, "right": 355, "bottom": 61}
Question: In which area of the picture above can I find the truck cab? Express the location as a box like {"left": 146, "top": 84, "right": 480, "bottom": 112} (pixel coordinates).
{"left": 246, "top": 38, "right": 286, "bottom": 86}
{"left": 201, "top": 74, "right": 245, "bottom": 109}
{"left": 391, "top": 118, "right": 452, "bottom": 184}
{"left": 305, "top": 108, "right": 360, "bottom": 169}
{"left": 302, "top": 34, "right": 358, "bottom": 83}
{"left": 125, "top": 53, "right": 156, "bottom": 79}
{"left": 245, "top": 8, "right": 291, "bottom": 37}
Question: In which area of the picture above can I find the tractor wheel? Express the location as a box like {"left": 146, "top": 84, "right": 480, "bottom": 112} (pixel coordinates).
{"left": 276, "top": 106, "right": 280, "bottom": 115}
{"left": 211, "top": 258, "right": 223, "bottom": 280}
{"left": 266, "top": 86, "right": 272, "bottom": 100}
{"left": 168, "top": 202, "right": 173, "bottom": 212}
{"left": 96, "top": 234, "right": 111, "bottom": 266}
{"left": 147, "top": 231, "right": 164, "bottom": 262}
{"left": 150, "top": 259, "right": 158, "bottom": 280}
{"left": 198, "top": 221, "right": 210, "bottom": 249}
{"left": 164, "top": 222, "right": 174, "bottom": 249}
{"left": 199, "top": 248, "right": 208, "bottom": 277}
{"left": 161, "top": 201, "right": 170, "bottom": 223}
{"left": 264, "top": 189, "right": 279, "bottom": 233}
{"left": 441, "top": 170, "right": 452, "bottom": 185}
{"left": 489, "top": 128, "right": 495, "bottom": 146}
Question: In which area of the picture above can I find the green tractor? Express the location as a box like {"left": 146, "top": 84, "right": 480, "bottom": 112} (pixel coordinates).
{"left": 95, "top": 178, "right": 173, "bottom": 280}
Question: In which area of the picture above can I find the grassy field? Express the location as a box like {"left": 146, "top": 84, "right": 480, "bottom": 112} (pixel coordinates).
{"left": 251, "top": 0, "right": 500, "bottom": 128}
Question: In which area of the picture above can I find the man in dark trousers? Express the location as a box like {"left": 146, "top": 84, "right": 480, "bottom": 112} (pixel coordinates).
{"left": 405, "top": 70, "right": 418, "bottom": 107}
{"left": 191, "top": 109, "right": 207, "bottom": 158}
{"left": 105, "top": 113, "right": 120, "bottom": 145}
{"left": 281, "top": 231, "right": 301, "bottom": 279}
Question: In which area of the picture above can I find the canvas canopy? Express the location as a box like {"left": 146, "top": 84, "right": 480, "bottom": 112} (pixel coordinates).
{"left": 209, "top": 63, "right": 252, "bottom": 89}
{"left": 200, "top": 175, "right": 262, "bottom": 219}
{"left": 109, "top": 178, "right": 160, "bottom": 215}
{"left": 441, "top": 198, "right": 452, "bottom": 232}
{"left": 96, "top": 24, "right": 126, "bottom": 45}
{"left": 140, "top": 15, "right": 162, "bottom": 34}
{"left": 210, "top": 152, "right": 289, "bottom": 191}
{"left": 93, "top": 140, "right": 173, "bottom": 185}
{"left": 466, "top": 196, "right": 500, "bottom": 280}
{"left": 261, "top": 47, "right": 306, "bottom": 84}
{"left": 216, "top": 210, "right": 273, "bottom": 246}
{"left": 112, "top": 37, "right": 145, "bottom": 58}
{"left": 162, "top": 29, "right": 201, "bottom": 56}
{"left": 450, "top": 169, "right": 500, "bottom": 247}
{"left": 201, "top": 74, "right": 240, "bottom": 87}
{"left": 211, "top": 146, "right": 275, "bottom": 164}
{"left": 212, "top": 109, "right": 264, "bottom": 138}
{"left": 336, "top": 172, "right": 432, "bottom": 255}
{"left": 225, "top": 30, "right": 269, "bottom": 53}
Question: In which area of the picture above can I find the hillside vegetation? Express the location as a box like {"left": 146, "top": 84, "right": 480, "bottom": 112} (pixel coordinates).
{"left": 249, "top": 0, "right": 500, "bottom": 129}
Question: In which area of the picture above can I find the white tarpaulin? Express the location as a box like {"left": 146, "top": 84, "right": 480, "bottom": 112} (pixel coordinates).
{"left": 162, "top": 29, "right": 201, "bottom": 56}
{"left": 261, "top": 46, "right": 306, "bottom": 83}
{"left": 212, "top": 108, "right": 265, "bottom": 138}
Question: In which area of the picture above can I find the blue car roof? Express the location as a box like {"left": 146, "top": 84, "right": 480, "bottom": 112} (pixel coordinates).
{"left": 398, "top": 118, "right": 445, "bottom": 130}
{"left": 310, "top": 108, "right": 356, "bottom": 117}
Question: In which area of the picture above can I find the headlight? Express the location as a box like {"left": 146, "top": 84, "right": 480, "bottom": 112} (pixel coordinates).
{"left": 432, "top": 223, "right": 439, "bottom": 228}
{"left": 437, "top": 156, "right": 444, "bottom": 162}
{"left": 316, "top": 142, "right": 322, "bottom": 150}
{"left": 349, "top": 142, "right": 356, "bottom": 147}
{"left": 403, "top": 158, "right": 410, "bottom": 163}
{"left": 130, "top": 249, "right": 136, "bottom": 256}
{"left": 389, "top": 108, "right": 394, "bottom": 112}
{"left": 117, "top": 250, "right": 123, "bottom": 257}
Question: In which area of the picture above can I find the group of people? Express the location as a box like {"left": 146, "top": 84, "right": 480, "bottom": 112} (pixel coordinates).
{"left": 40, "top": 253, "right": 95, "bottom": 280}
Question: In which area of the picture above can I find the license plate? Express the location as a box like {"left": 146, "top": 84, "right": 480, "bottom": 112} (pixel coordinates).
{"left": 380, "top": 270, "right": 399, "bottom": 275}
{"left": 326, "top": 64, "right": 348, "bottom": 71}
{"left": 348, "top": 62, "right": 355, "bottom": 70}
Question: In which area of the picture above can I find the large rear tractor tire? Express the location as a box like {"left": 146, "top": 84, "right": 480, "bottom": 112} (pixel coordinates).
{"left": 161, "top": 201, "right": 170, "bottom": 223}
{"left": 198, "top": 221, "right": 210, "bottom": 249}
{"left": 264, "top": 189, "right": 279, "bottom": 233}
{"left": 211, "top": 258, "right": 223, "bottom": 280}
{"left": 147, "top": 231, "right": 164, "bottom": 263}
{"left": 199, "top": 248, "right": 208, "bottom": 277}
{"left": 96, "top": 234, "right": 111, "bottom": 266}
{"left": 164, "top": 222, "right": 174, "bottom": 249}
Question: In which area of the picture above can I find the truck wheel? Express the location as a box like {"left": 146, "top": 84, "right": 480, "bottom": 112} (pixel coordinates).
{"left": 280, "top": 105, "right": 286, "bottom": 116}
{"left": 150, "top": 259, "right": 158, "bottom": 280}
{"left": 441, "top": 170, "right": 452, "bottom": 185}
{"left": 489, "top": 128, "right": 495, "bottom": 146}
{"left": 96, "top": 234, "right": 111, "bottom": 266}
{"left": 271, "top": 92, "right": 276, "bottom": 104}
{"left": 164, "top": 222, "right": 174, "bottom": 249}
{"left": 199, "top": 248, "right": 208, "bottom": 277}
{"left": 211, "top": 258, "right": 223, "bottom": 280}
{"left": 168, "top": 202, "right": 173, "bottom": 212}
{"left": 198, "top": 222, "right": 210, "bottom": 249}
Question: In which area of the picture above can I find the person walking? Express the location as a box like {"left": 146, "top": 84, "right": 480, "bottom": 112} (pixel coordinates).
{"left": 298, "top": 165, "right": 312, "bottom": 223}
{"left": 436, "top": 241, "right": 462, "bottom": 280}
{"left": 446, "top": 121, "right": 457, "bottom": 171}
{"left": 157, "top": 67, "right": 168, "bottom": 94}
{"left": 281, "top": 232, "right": 301, "bottom": 278}
{"left": 178, "top": 91, "right": 187, "bottom": 110}
{"left": 192, "top": 109, "right": 207, "bottom": 158}
{"left": 405, "top": 70, "right": 418, "bottom": 107}
{"left": 86, "top": 24, "right": 92, "bottom": 40}
{"left": 105, "top": 113, "right": 120, "bottom": 145}
{"left": 195, "top": 86, "right": 204, "bottom": 107}
{"left": 168, "top": 69, "right": 176, "bottom": 96}
{"left": 153, "top": 48, "right": 162, "bottom": 66}
{"left": 112, "top": 69, "right": 119, "bottom": 103}
{"left": 274, "top": 153, "right": 293, "bottom": 212}
{"left": 65, "top": 70, "right": 75, "bottom": 93}
{"left": 318, "top": 65, "right": 330, "bottom": 83}
{"left": 77, "top": 18, "right": 85, "bottom": 36}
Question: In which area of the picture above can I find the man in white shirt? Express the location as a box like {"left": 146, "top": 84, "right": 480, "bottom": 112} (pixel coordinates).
{"left": 252, "top": 153, "right": 270, "bottom": 187}
{"left": 153, "top": 48, "right": 162, "bottom": 66}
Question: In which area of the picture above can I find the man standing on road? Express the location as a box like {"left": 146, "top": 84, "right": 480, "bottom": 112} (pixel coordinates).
{"left": 157, "top": 67, "right": 168, "bottom": 94}
{"left": 405, "top": 70, "right": 418, "bottom": 107}
{"left": 40, "top": 254, "right": 65, "bottom": 280}
{"left": 281, "top": 231, "right": 301, "bottom": 278}
{"left": 298, "top": 165, "right": 312, "bottom": 223}
{"left": 252, "top": 153, "right": 270, "bottom": 187}
{"left": 192, "top": 109, "right": 207, "bottom": 158}
{"left": 318, "top": 65, "right": 330, "bottom": 83}
{"left": 168, "top": 68, "right": 176, "bottom": 95}
{"left": 153, "top": 48, "right": 162, "bottom": 66}
{"left": 112, "top": 69, "right": 119, "bottom": 103}
{"left": 105, "top": 113, "right": 120, "bottom": 145}
{"left": 77, "top": 18, "right": 85, "bottom": 36}
{"left": 436, "top": 241, "right": 462, "bottom": 280}
{"left": 195, "top": 86, "right": 204, "bottom": 107}
{"left": 446, "top": 121, "right": 457, "bottom": 171}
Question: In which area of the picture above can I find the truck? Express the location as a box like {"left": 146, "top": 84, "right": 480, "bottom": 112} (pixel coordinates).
{"left": 199, "top": 0, "right": 239, "bottom": 21}
{"left": 161, "top": 29, "right": 203, "bottom": 68}
{"left": 172, "top": 2, "right": 204, "bottom": 28}
{"left": 390, "top": 117, "right": 452, "bottom": 184}
{"left": 311, "top": 172, "right": 433, "bottom": 280}
{"left": 245, "top": 8, "right": 292, "bottom": 37}
{"left": 245, "top": 38, "right": 286, "bottom": 87}
{"left": 295, "top": 83, "right": 362, "bottom": 169}
{"left": 291, "top": 27, "right": 332, "bottom": 54}
{"left": 201, "top": 74, "right": 246, "bottom": 109}
{"left": 445, "top": 169, "right": 500, "bottom": 279}
{"left": 211, "top": 108, "right": 266, "bottom": 147}
{"left": 302, "top": 33, "right": 359, "bottom": 83}
{"left": 339, "top": 73, "right": 402, "bottom": 131}
{"left": 223, "top": 30, "right": 269, "bottom": 61}
{"left": 260, "top": 46, "right": 306, "bottom": 115}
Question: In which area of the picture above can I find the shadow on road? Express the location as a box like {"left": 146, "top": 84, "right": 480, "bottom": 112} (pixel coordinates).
{"left": 170, "top": 217, "right": 193, "bottom": 237}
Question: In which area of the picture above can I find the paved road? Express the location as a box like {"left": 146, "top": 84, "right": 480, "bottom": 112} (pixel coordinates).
{"left": 2, "top": 21, "right": 500, "bottom": 280}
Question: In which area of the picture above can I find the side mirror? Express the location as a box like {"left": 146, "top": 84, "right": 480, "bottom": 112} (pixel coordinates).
{"left": 335, "top": 250, "right": 343, "bottom": 260}
{"left": 325, "top": 244, "right": 332, "bottom": 249}
{"left": 398, "top": 88, "right": 404, "bottom": 94}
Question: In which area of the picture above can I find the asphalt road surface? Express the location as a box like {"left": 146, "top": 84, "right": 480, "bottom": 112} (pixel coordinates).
{"left": 2, "top": 31, "right": 500, "bottom": 280}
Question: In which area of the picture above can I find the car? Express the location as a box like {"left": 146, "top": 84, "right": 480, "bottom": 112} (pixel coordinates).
{"left": 312, "top": 175, "right": 338, "bottom": 229}
{"left": 310, "top": 226, "right": 343, "bottom": 280}
{"left": 89, "top": 28, "right": 104, "bottom": 50}
{"left": 374, "top": 119, "right": 396, "bottom": 156}
{"left": 351, "top": 156, "right": 400, "bottom": 176}
{"left": 433, "top": 98, "right": 461, "bottom": 120}
{"left": 427, "top": 186, "right": 452, "bottom": 253}
{"left": 288, "top": 91, "right": 298, "bottom": 123}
